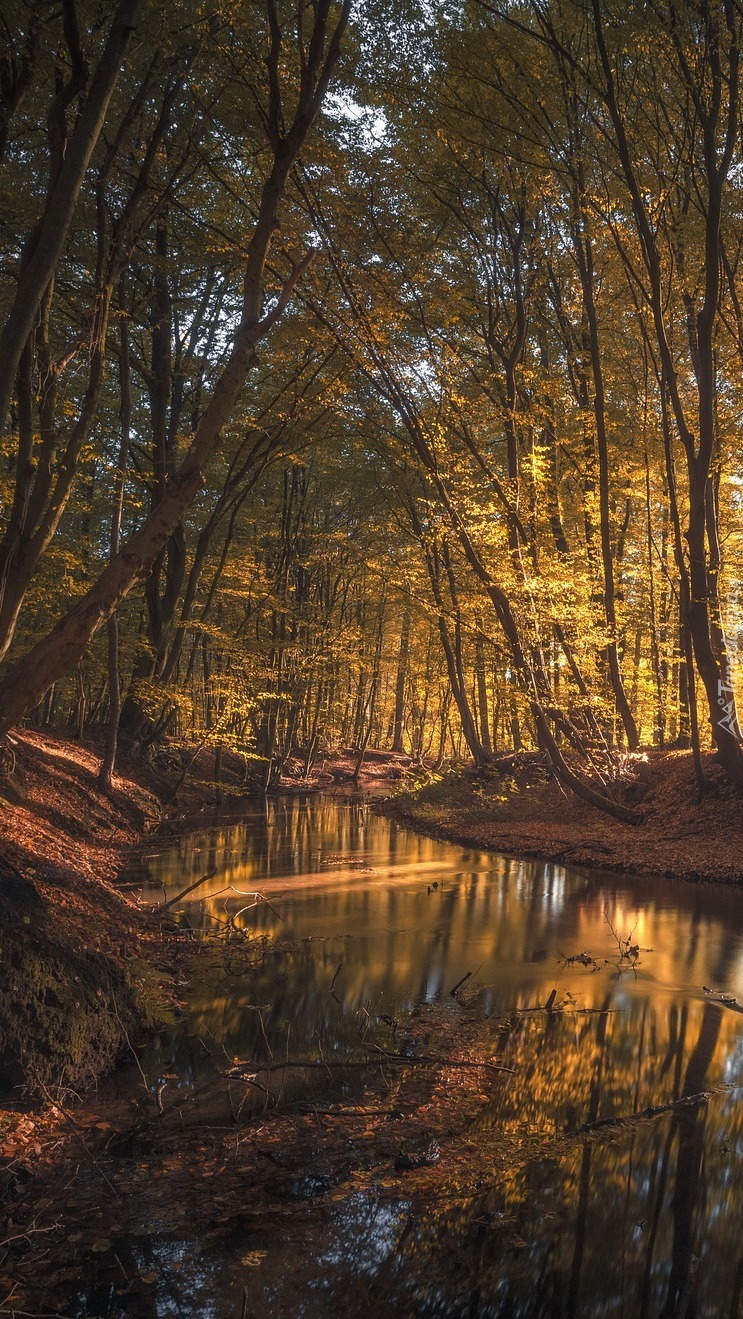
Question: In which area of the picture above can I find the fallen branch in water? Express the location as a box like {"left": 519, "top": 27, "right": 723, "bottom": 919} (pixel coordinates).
{"left": 562, "top": 1086, "right": 734, "bottom": 1140}
{"left": 449, "top": 970, "right": 472, "bottom": 997}
{"left": 159, "top": 870, "right": 217, "bottom": 911}
{"left": 107, "top": 1045, "right": 514, "bottom": 1152}
{"left": 226, "top": 1049, "right": 515, "bottom": 1078}
{"left": 106, "top": 1074, "right": 225, "bottom": 1150}
{"left": 703, "top": 986, "right": 743, "bottom": 1014}
{"left": 207, "top": 883, "right": 283, "bottom": 922}
{"left": 0, "top": 1222, "right": 61, "bottom": 1249}
{"left": 515, "top": 1004, "right": 623, "bottom": 1016}
{"left": 366, "top": 1044, "right": 515, "bottom": 1074}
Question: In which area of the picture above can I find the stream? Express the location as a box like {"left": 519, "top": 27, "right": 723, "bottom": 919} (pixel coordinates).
{"left": 49, "top": 796, "right": 743, "bottom": 1315}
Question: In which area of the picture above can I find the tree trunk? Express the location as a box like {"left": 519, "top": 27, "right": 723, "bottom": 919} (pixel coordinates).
{"left": 391, "top": 606, "right": 411, "bottom": 753}
{"left": 0, "top": 0, "right": 141, "bottom": 440}
{"left": 474, "top": 620, "right": 493, "bottom": 756}
{"left": 98, "top": 279, "right": 131, "bottom": 792}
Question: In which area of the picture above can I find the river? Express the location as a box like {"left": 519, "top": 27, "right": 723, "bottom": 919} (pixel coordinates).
{"left": 63, "top": 795, "right": 743, "bottom": 1315}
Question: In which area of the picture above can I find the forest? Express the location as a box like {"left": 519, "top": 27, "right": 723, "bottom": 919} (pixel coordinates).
{"left": 1, "top": 0, "right": 742, "bottom": 811}
{"left": 3, "top": 2, "right": 743, "bottom": 1317}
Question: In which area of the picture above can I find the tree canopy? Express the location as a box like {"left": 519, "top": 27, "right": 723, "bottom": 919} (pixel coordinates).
{"left": 2, "top": 0, "right": 743, "bottom": 811}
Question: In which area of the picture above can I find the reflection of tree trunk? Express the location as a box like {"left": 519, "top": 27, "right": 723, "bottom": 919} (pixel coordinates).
{"left": 709, "top": 927, "right": 741, "bottom": 990}
{"left": 728, "top": 1251, "right": 743, "bottom": 1319}
{"left": 639, "top": 1120, "right": 676, "bottom": 1319}
{"left": 660, "top": 1004, "right": 721, "bottom": 1319}
{"left": 566, "top": 990, "right": 613, "bottom": 1317}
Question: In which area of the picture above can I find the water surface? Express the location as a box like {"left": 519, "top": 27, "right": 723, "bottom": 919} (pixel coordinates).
{"left": 106, "top": 796, "right": 743, "bottom": 1316}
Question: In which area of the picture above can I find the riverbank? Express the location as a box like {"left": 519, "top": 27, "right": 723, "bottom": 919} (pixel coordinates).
{"left": 0, "top": 730, "right": 178, "bottom": 1107}
{"left": 377, "top": 749, "right": 743, "bottom": 884}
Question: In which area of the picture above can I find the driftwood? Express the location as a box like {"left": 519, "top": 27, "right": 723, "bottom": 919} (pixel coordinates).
{"left": 449, "top": 970, "right": 473, "bottom": 997}
{"left": 158, "top": 869, "right": 217, "bottom": 912}
{"left": 563, "top": 1087, "right": 724, "bottom": 1140}
{"left": 108, "top": 1044, "right": 515, "bottom": 1152}
{"left": 226, "top": 1048, "right": 515, "bottom": 1078}
{"left": 703, "top": 986, "right": 743, "bottom": 1014}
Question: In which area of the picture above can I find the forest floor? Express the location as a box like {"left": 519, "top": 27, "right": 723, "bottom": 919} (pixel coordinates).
{"left": 378, "top": 749, "right": 743, "bottom": 885}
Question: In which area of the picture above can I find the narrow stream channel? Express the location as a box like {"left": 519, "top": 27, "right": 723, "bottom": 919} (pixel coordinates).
{"left": 78, "top": 796, "right": 743, "bottom": 1315}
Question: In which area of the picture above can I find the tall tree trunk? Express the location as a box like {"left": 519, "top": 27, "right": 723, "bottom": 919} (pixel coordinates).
{"left": 474, "top": 619, "right": 493, "bottom": 755}
{"left": 391, "top": 605, "right": 411, "bottom": 753}
{"left": 591, "top": 0, "right": 743, "bottom": 786}
{"left": 570, "top": 173, "right": 638, "bottom": 749}
{"left": 98, "top": 280, "right": 131, "bottom": 792}
{"left": 0, "top": 0, "right": 141, "bottom": 440}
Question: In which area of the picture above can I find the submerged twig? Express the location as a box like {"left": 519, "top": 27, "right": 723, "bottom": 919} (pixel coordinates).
{"left": 0, "top": 1224, "right": 61, "bottom": 1249}
{"left": 38, "top": 1085, "right": 119, "bottom": 1198}
{"left": 159, "top": 869, "right": 217, "bottom": 912}
{"left": 226, "top": 1049, "right": 515, "bottom": 1079}
{"left": 449, "top": 970, "right": 473, "bottom": 997}
{"left": 603, "top": 905, "right": 640, "bottom": 961}
{"left": 563, "top": 1085, "right": 738, "bottom": 1139}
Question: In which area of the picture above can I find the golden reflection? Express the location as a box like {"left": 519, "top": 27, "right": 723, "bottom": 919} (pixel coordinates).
{"left": 119, "top": 799, "right": 743, "bottom": 1315}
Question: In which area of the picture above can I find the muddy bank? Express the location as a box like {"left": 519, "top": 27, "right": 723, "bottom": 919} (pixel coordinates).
{"left": 0, "top": 731, "right": 184, "bottom": 1100}
{"left": 376, "top": 750, "right": 743, "bottom": 885}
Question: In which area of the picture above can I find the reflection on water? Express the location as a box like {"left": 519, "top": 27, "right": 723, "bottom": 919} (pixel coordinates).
{"left": 115, "top": 796, "right": 743, "bottom": 1316}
